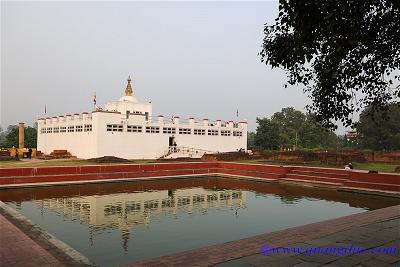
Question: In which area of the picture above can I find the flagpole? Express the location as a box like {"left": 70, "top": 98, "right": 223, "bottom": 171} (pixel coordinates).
{"left": 93, "top": 92, "right": 96, "bottom": 111}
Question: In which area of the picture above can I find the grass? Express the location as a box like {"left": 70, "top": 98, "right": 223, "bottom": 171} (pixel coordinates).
{"left": 237, "top": 159, "right": 399, "bottom": 173}
{"left": 0, "top": 158, "right": 158, "bottom": 168}
{"left": 352, "top": 162, "right": 399, "bottom": 173}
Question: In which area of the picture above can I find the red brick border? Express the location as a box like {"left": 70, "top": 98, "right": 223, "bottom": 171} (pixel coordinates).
{"left": 0, "top": 162, "right": 399, "bottom": 192}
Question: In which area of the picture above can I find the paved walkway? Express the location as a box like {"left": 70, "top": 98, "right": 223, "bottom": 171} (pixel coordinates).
{"left": 129, "top": 205, "right": 400, "bottom": 267}
{"left": 215, "top": 217, "right": 400, "bottom": 267}
{"left": 0, "top": 214, "right": 65, "bottom": 267}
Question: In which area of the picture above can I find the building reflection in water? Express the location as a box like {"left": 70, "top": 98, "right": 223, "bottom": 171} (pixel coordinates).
{"left": 35, "top": 188, "right": 246, "bottom": 252}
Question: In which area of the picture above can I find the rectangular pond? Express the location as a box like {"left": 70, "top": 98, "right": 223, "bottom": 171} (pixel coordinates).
{"left": 1, "top": 176, "right": 398, "bottom": 267}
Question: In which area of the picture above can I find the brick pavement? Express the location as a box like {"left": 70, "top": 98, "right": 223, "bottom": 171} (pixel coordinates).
{"left": 215, "top": 218, "right": 400, "bottom": 267}
{"left": 0, "top": 214, "right": 65, "bottom": 267}
{"left": 128, "top": 205, "right": 400, "bottom": 267}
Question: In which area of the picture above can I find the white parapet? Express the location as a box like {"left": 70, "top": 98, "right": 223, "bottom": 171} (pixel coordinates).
{"left": 82, "top": 112, "right": 89, "bottom": 120}
{"left": 158, "top": 115, "right": 164, "bottom": 124}
{"left": 66, "top": 114, "right": 72, "bottom": 122}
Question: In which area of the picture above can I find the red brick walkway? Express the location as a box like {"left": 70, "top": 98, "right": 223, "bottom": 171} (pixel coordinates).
{"left": 127, "top": 205, "right": 400, "bottom": 267}
{"left": 0, "top": 214, "right": 65, "bottom": 267}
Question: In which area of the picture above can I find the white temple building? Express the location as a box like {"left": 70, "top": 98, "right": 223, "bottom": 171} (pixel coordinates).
{"left": 37, "top": 76, "right": 247, "bottom": 159}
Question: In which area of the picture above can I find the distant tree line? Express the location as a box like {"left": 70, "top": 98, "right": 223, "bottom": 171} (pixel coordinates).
{"left": 0, "top": 124, "right": 37, "bottom": 148}
{"left": 251, "top": 107, "right": 340, "bottom": 150}
{"left": 249, "top": 104, "right": 400, "bottom": 151}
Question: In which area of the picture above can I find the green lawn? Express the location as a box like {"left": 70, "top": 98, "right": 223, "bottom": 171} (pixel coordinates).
{"left": 352, "top": 162, "right": 399, "bottom": 173}
{"left": 237, "top": 159, "right": 399, "bottom": 173}
{"left": 0, "top": 158, "right": 158, "bottom": 168}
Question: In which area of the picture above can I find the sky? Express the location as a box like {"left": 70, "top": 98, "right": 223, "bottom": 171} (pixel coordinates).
{"left": 1, "top": 1, "right": 315, "bottom": 132}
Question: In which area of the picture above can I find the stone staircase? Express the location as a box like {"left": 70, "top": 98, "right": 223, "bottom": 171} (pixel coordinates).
{"left": 281, "top": 166, "right": 399, "bottom": 192}
{"left": 282, "top": 167, "right": 350, "bottom": 187}
{"left": 160, "top": 146, "right": 214, "bottom": 159}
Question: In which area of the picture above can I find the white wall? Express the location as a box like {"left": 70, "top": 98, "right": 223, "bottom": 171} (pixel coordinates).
{"left": 38, "top": 111, "right": 247, "bottom": 159}
{"left": 37, "top": 114, "right": 96, "bottom": 159}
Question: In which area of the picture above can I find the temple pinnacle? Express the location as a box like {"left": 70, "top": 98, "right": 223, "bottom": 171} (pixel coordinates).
{"left": 125, "top": 75, "right": 133, "bottom": 96}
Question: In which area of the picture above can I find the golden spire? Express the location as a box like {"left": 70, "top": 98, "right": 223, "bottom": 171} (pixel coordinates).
{"left": 125, "top": 75, "right": 133, "bottom": 96}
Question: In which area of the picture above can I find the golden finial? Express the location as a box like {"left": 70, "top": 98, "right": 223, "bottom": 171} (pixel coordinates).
{"left": 125, "top": 75, "right": 133, "bottom": 96}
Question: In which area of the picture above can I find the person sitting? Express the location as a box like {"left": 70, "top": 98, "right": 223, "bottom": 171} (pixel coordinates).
{"left": 345, "top": 162, "right": 354, "bottom": 170}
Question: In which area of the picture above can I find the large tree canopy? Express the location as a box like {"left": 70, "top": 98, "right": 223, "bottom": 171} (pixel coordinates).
{"left": 260, "top": 0, "right": 400, "bottom": 129}
{"left": 357, "top": 103, "right": 400, "bottom": 150}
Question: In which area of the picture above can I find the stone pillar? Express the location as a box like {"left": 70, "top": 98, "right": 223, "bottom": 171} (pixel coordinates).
{"left": 18, "top": 122, "right": 24, "bottom": 149}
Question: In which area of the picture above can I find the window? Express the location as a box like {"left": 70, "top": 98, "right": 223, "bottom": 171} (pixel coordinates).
{"left": 106, "top": 124, "right": 123, "bottom": 132}
{"left": 53, "top": 127, "right": 59, "bottom": 133}
{"left": 162, "top": 199, "right": 175, "bottom": 208}
{"left": 145, "top": 126, "right": 160, "bottom": 133}
{"left": 46, "top": 127, "right": 53, "bottom": 133}
{"left": 220, "top": 192, "right": 230, "bottom": 200}
{"left": 233, "top": 123, "right": 239, "bottom": 128}
{"left": 144, "top": 200, "right": 159, "bottom": 210}
{"left": 194, "top": 129, "right": 205, "bottom": 135}
{"left": 40, "top": 128, "right": 46, "bottom": 134}
{"left": 67, "top": 126, "right": 75, "bottom": 132}
{"left": 233, "top": 131, "right": 243, "bottom": 136}
{"left": 84, "top": 124, "right": 92, "bottom": 132}
{"left": 177, "top": 197, "right": 190, "bottom": 206}
{"left": 221, "top": 130, "right": 231, "bottom": 136}
{"left": 179, "top": 128, "right": 191, "bottom": 135}
{"left": 60, "top": 126, "right": 67, "bottom": 133}
{"left": 75, "top": 125, "right": 83, "bottom": 132}
{"left": 207, "top": 194, "right": 218, "bottom": 202}
{"left": 127, "top": 125, "right": 142, "bottom": 132}
{"left": 232, "top": 192, "right": 242, "bottom": 199}
{"left": 208, "top": 129, "right": 219, "bottom": 136}
{"left": 125, "top": 201, "right": 141, "bottom": 213}
{"left": 193, "top": 195, "right": 205, "bottom": 203}
{"left": 163, "top": 127, "right": 176, "bottom": 134}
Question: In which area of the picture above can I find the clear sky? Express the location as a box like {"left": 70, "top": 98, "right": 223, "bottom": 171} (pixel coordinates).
{"left": 1, "top": 1, "right": 313, "bottom": 132}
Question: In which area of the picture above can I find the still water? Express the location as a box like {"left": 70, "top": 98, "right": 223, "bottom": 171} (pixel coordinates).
{"left": 1, "top": 176, "right": 398, "bottom": 266}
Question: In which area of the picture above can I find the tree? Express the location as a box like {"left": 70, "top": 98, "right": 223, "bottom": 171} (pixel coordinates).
{"left": 255, "top": 107, "right": 339, "bottom": 150}
{"left": 1, "top": 125, "right": 18, "bottom": 148}
{"left": 0, "top": 127, "right": 6, "bottom": 147}
{"left": 300, "top": 113, "right": 340, "bottom": 148}
{"left": 357, "top": 103, "right": 400, "bottom": 150}
{"left": 260, "top": 0, "right": 400, "bottom": 129}
{"left": 247, "top": 131, "right": 256, "bottom": 148}
{"left": 24, "top": 126, "right": 37, "bottom": 148}
{"left": 254, "top": 118, "right": 281, "bottom": 150}
{"left": 271, "top": 107, "right": 305, "bottom": 146}
{"left": 0, "top": 125, "right": 37, "bottom": 148}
